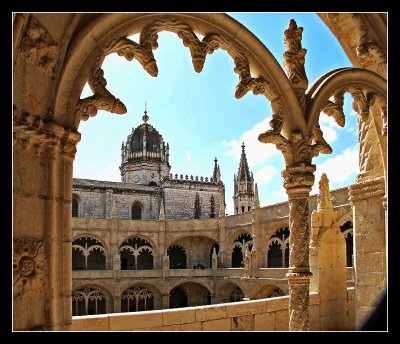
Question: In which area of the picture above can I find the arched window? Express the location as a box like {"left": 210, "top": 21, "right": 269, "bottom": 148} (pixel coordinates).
{"left": 241, "top": 206, "right": 245, "bottom": 213}
{"left": 340, "top": 221, "right": 354, "bottom": 267}
{"left": 149, "top": 181, "right": 157, "bottom": 186}
{"left": 231, "top": 232, "right": 253, "bottom": 268}
{"left": 72, "top": 236, "right": 106, "bottom": 270}
{"left": 121, "top": 286, "right": 154, "bottom": 312}
{"left": 119, "top": 237, "right": 154, "bottom": 270}
{"left": 167, "top": 245, "right": 187, "bottom": 269}
{"left": 267, "top": 227, "right": 290, "bottom": 268}
{"left": 72, "top": 287, "right": 106, "bottom": 316}
{"left": 131, "top": 203, "right": 142, "bottom": 220}
{"left": 72, "top": 197, "right": 79, "bottom": 217}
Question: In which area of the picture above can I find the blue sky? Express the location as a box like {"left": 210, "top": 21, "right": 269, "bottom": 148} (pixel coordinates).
{"left": 74, "top": 13, "right": 359, "bottom": 215}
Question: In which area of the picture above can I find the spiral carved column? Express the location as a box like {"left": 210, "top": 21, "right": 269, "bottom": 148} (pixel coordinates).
{"left": 283, "top": 164, "right": 315, "bottom": 331}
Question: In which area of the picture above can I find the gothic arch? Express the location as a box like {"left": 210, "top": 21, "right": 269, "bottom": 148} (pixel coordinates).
{"left": 335, "top": 210, "right": 353, "bottom": 229}
{"left": 261, "top": 222, "right": 290, "bottom": 252}
{"left": 119, "top": 236, "right": 155, "bottom": 270}
{"left": 167, "top": 279, "right": 212, "bottom": 295}
{"left": 226, "top": 228, "right": 252, "bottom": 253}
{"left": 307, "top": 68, "right": 387, "bottom": 177}
{"left": 72, "top": 233, "right": 108, "bottom": 252}
{"left": 54, "top": 13, "right": 302, "bottom": 132}
{"left": 120, "top": 282, "right": 162, "bottom": 312}
{"left": 72, "top": 284, "right": 112, "bottom": 315}
{"left": 120, "top": 234, "right": 157, "bottom": 254}
{"left": 249, "top": 283, "right": 287, "bottom": 299}
{"left": 72, "top": 234, "right": 108, "bottom": 270}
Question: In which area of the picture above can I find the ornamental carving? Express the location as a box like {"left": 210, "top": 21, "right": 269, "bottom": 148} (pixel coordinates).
{"left": 13, "top": 238, "right": 46, "bottom": 298}
{"left": 348, "top": 177, "right": 385, "bottom": 203}
{"left": 20, "top": 15, "right": 59, "bottom": 76}
{"left": 13, "top": 109, "right": 81, "bottom": 158}
{"left": 282, "top": 169, "right": 315, "bottom": 191}
{"left": 283, "top": 19, "right": 308, "bottom": 111}
{"left": 287, "top": 282, "right": 310, "bottom": 331}
{"left": 77, "top": 16, "right": 276, "bottom": 122}
{"left": 288, "top": 198, "right": 310, "bottom": 270}
{"left": 326, "top": 13, "right": 386, "bottom": 76}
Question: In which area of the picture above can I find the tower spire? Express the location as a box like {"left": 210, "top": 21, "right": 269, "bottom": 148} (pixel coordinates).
{"left": 212, "top": 157, "right": 221, "bottom": 183}
{"left": 142, "top": 101, "right": 149, "bottom": 123}
{"left": 253, "top": 183, "right": 260, "bottom": 209}
{"left": 233, "top": 142, "right": 255, "bottom": 214}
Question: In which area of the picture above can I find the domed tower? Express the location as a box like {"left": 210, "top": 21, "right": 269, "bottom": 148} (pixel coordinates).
{"left": 120, "top": 111, "right": 171, "bottom": 185}
{"left": 233, "top": 143, "right": 255, "bottom": 214}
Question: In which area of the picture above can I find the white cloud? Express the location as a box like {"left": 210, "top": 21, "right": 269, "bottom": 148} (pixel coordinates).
{"left": 254, "top": 165, "right": 277, "bottom": 186}
{"left": 102, "top": 162, "right": 121, "bottom": 182}
{"left": 312, "top": 144, "right": 359, "bottom": 193}
{"left": 272, "top": 186, "right": 287, "bottom": 202}
{"left": 186, "top": 150, "right": 193, "bottom": 162}
{"left": 320, "top": 124, "right": 337, "bottom": 143}
{"left": 222, "top": 117, "right": 279, "bottom": 166}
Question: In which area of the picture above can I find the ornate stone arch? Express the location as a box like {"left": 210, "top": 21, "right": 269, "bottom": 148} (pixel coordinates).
{"left": 120, "top": 282, "right": 162, "bottom": 312}
{"left": 307, "top": 68, "right": 387, "bottom": 178}
{"left": 72, "top": 234, "right": 108, "bottom": 270}
{"left": 54, "top": 13, "right": 301, "bottom": 132}
{"left": 72, "top": 233, "right": 108, "bottom": 253}
{"left": 71, "top": 283, "right": 112, "bottom": 315}
{"left": 120, "top": 234, "right": 157, "bottom": 254}
{"left": 226, "top": 228, "right": 252, "bottom": 253}
{"left": 261, "top": 221, "right": 290, "bottom": 252}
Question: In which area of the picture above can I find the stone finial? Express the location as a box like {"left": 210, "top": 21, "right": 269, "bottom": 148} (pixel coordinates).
{"left": 317, "top": 173, "right": 333, "bottom": 210}
{"left": 111, "top": 195, "right": 118, "bottom": 218}
{"left": 253, "top": 183, "right": 260, "bottom": 209}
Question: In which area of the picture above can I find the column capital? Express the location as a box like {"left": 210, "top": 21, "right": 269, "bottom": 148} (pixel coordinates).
{"left": 13, "top": 109, "right": 81, "bottom": 159}
{"left": 282, "top": 163, "right": 316, "bottom": 196}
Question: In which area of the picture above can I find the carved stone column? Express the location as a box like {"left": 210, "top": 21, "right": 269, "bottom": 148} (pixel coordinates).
{"left": 13, "top": 111, "right": 80, "bottom": 330}
{"left": 283, "top": 163, "right": 315, "bottom": 331}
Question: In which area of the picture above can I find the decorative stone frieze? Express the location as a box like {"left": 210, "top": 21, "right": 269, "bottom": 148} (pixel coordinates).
{"left": 13, "top": 238, "right": 46, "bottom": 298}
{"left": 20, "top": 15, "right": 59, "bottom": 76}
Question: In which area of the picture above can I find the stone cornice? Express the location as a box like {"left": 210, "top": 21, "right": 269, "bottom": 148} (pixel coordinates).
{"left": 348, "top": 176, "right": 385, "bottom": 203}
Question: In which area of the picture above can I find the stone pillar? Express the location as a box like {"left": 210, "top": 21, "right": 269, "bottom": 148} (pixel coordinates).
{"left": 113, "top": 295, "right": 121, "bottom": 313}
{"left": 283, "top": 164, "right": 315, "bottom": 331}
{"left": 310, "top": 174, "right": 348, "bottom": 330}
{"left": 110, "top": 195, "right": 119, "bottom": 270}
{"left": 13, "top": 113, "right": 80, "bottom": 330}
{"left": 348, "top": 176, "right": 386, "bottom": 328}
{"left": 218, "top": 199, "right": 227, "bottom": 268}
{"left": 162, "top": 294, "right": 170, "bottom": 309}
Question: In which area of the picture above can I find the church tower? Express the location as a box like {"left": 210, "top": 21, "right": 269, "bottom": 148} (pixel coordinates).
{"left": 120, "top": 110, "right": 171, "bottom": 185}
{"left": 233, "top": 143, "right": 255, "bottom": 214}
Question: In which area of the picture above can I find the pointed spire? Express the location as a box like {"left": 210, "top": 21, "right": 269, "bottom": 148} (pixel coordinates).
{"left": 111, "top": 194, "right": 118, "bottom": 218}
{"left": 237, "top": 143, "right": 252, "bottom": 182}
{"left": 159, "top": 197, "right": 165, "bottom": 220}
{"left": 253, "top": 183, "right": 260, "bottom": 209}
{"left": 212, "top": 157, "right": 221, "bottom": 183}
{"left": 142, "top": 101, "right": 149, "bottom": 123}
{"left": 317, "top": 173, "right": 333, "bottom": 210}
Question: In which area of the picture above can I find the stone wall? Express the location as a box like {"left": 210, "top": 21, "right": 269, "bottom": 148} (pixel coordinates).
{"left": 71, "top": 292, "right": 340, "bottom": 331}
